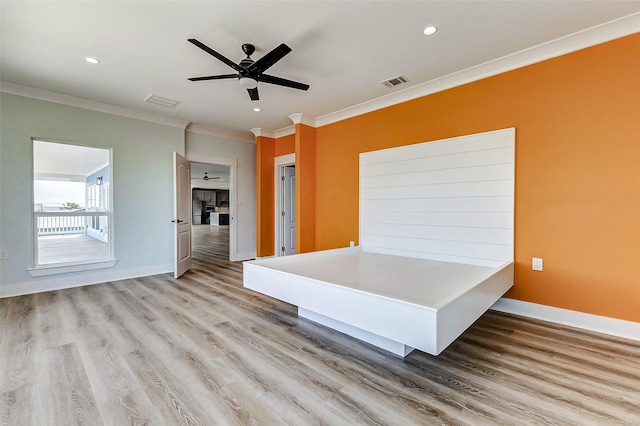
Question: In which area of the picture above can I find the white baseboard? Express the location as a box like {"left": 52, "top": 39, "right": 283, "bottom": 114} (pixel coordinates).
{"left": 0, "top": 263, "right": 172, "bottom": 298}
{"left": 491, "top": 298, "right": 640, "bottom": 342}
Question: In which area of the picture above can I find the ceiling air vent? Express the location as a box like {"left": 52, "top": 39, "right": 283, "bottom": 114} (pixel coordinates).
{"left": 381, "top": 74, "right": 410, "bottom": 88}
{"left": 144, "top": 94, "right": 181, "bottom": 108}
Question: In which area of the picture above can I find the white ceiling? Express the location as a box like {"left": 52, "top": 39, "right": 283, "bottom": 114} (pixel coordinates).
{"left": 2, "top": 1, "right": 640, "bottom": 138}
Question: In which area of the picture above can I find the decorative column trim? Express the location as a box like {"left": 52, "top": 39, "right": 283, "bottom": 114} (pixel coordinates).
{"left": 251, "top": 128, "right": 276, "bottom": 138}
{"left": 288, "top": 113, "right": 316, "bottom": 127}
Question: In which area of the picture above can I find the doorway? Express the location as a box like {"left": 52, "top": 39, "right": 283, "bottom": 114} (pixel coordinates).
{"left": 185, "top": 151, "right": 239, "bottom": 262}
{"left": 191, "top": 162, "right": 231, "bottom": 260}
{"left": 274, "top": 154, "right": 296, "bottom": 256}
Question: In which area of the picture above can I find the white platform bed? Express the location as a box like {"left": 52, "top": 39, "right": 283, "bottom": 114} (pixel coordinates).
{"left": 244, "top": 128, "right": 516, "bottom": 356}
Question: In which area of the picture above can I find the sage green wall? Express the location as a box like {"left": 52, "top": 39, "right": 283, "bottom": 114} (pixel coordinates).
{"left": 0, "top": 93, "right": 184, "bottom": 295}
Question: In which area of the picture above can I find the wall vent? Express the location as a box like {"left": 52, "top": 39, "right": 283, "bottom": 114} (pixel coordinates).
{"left": 144, "top": 94, "right": 181, "bottom": 108}
{"left": 381, "top": 74, "right": 410, "bottom": 88}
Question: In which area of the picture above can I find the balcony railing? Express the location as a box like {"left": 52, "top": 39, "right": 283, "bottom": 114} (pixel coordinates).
{"left": 36, "top": 214, "right": 85, "bottom": 235}
{"left": 34, "top": 211, "right": 108, "bottom": 236}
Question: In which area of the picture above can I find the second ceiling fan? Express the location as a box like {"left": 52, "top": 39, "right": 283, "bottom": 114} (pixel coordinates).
{"left": 194, "top": 172, "right": 219, "bottom": 181}
{"left": 187, "top": 39, "right": 310, "bottom": 101}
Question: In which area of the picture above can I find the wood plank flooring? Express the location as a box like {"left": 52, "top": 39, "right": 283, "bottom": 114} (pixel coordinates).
{"left": 1, "top": 225, "right": 639, "bottom": 425}
{"left": 38, "top": 234, "right": 109, "bottom": 265}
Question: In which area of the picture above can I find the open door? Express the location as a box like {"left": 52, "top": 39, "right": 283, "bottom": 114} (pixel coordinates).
{"left": 283, "top": 165, "right": 296, "bottom": 255}
{"left": 173, "top": 152, "right": 191, "bottom": 278}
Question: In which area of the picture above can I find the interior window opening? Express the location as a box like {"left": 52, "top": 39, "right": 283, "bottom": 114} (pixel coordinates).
{"left": 32, "top": 140, "right": 113, "bottom": 269}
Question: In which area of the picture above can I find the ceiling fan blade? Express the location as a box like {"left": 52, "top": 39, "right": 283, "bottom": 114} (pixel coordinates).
{"left": 188, "top": 38, "right": 242, "bottom": 72}
{"left": 248, "top": 43, "right": 292, "bottom": 74}
{"left": 188, "top": 74, "right": 237, "bottom": 81}
{"left": 247, "top": 87, "right": 259, "bottom": 101}
{"left": 258, "top": 74, "right": 309, "bottom": 91}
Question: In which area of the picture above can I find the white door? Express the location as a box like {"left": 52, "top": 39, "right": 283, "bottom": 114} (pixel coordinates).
{"left": 173, "top": 152, "right": 191, "bottom": 278}
{"left": 283, "top": 165, "right": 296, "bottom": 255}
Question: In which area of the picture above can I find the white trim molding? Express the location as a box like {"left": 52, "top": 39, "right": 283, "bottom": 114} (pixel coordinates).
{"left": 0, "top": 81, "right": 191, "bottom": 129}
{"left": 288, "top": 113, "right": 315, "bottom": 127}
{"left": 28, "top": 259, "right": 118, "bottom": 277}
{"left": 250, "top": 128, "right": 276, "bottom": 139}
{"left": 1, "top": 263, "right": 172, "bottom": 298}
{"left": 492, "top": 298, "right": 640, "bottom": 343}
{"left": 255, "top": 12, "right": 640, "bottom": 134}
{"left": 315, "top": 12, "right": 640, "bottom": 128}
{"left": 275, "top": 125, "right": 295, "bottom": 138}
{"left": 4, "top": 13, "right": 638, "bottom": 139}
{"left": 274, "top": 153, "right": 295, "bottom": 166}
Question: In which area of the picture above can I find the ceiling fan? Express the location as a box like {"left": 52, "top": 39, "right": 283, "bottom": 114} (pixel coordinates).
{"left": 187, "top": 39, "right": 309, "bottom": 101}
{"left": 193, "top": 172, "right": 220, "bottom": 181}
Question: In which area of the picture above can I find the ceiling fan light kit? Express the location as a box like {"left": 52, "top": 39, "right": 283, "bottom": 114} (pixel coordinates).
{"left": 188, "top": 39, "right": 309, "bottom": 101}
{"left": 238, "top": 77, "right": 258, "bottom": 89}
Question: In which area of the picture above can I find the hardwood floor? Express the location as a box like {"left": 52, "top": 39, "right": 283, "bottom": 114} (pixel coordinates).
{"left": 2, "top": 225, "right": 639, "bottom": 425}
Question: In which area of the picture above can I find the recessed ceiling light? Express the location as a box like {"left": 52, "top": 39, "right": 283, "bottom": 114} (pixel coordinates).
{"left": 253, "top": 107, "right": 261, "bottom": 112}
{"left": 85, "top": 57, "right": 100, "bottom": 64}
{"left": 423, "top": 26, "right": 438, "bottom": 36}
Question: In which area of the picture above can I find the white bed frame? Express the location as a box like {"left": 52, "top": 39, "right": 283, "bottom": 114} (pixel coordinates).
{"left": 244, "top": 128, "right": 515, "bottom": 356}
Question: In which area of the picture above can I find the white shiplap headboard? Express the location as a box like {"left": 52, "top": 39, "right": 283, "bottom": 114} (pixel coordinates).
{"left": 359, "top": 128, "right": 515, "bottom": 267}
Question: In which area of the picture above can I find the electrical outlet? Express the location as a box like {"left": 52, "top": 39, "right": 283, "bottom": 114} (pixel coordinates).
{"left": 532, "top": 257, "right": 543, "bottom": 271}
{"left": 147, "top": 239, "right": 155, "bottom": 247}
{"left": 349, "top": 241, "right": 355, "bottom": 247}
{"left": 0, "top": 249, "right": 7, "bottom": 260}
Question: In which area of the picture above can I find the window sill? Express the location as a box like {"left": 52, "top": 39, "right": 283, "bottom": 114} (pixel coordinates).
{"left": 28, "top": 259, "right": 118, "bottom": 277}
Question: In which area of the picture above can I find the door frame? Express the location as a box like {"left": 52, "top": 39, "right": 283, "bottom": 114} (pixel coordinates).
{"left": 185, "top": 151, "right": 239, "bottom": 261}
{"left": 274, "top": 153, "right": 295, "bottom": 256}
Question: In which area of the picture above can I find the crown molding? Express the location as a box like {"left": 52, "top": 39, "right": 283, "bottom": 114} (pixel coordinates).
{"left": 6, "top": 13, "right": 635, "bottom": 137}
{"left": 315, "top": 12, "right": 640, "bottom": 127}
{"left": 274, "top": 125, "right": 295, "bottom": 138}
{"left": 288, "top": 113, "right": 315, "bottom": 127}
{"left": 256, "top": 11, "right": 639, "bottom": 135}
{"left": 187, "top": 123, "right": 254, "bottom": 144}
{"left": 250, "top": 128, "right": 276, "bottom": 139}
{"left": 0, "top": 81, "right": 191, "bottom": 129}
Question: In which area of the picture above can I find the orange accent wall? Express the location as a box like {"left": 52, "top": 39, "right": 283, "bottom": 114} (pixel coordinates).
{"left": 256, "top": 135, "right": 275, "bottom": 257}
{"left": 262, "top": 34, "right": 640, "bottom": 322}
{"left": 275, "top": 134, "right": 295, "bottom": 156}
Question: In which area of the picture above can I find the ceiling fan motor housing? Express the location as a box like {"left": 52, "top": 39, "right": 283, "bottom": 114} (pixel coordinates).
{"left": 239, "top": 58, "right": 255, "bottom": 72}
